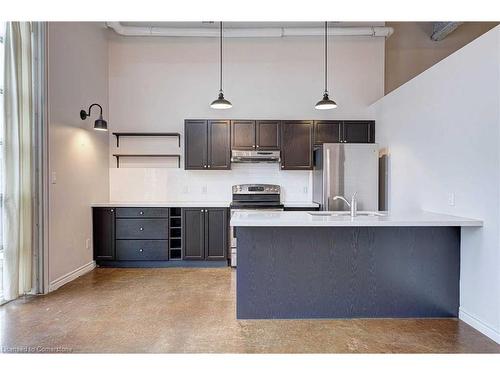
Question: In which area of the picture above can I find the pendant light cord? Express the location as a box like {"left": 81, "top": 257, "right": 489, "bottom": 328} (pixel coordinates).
{"left": 220, "top": 21, "right": 223, "bottom": 93}
{"left": 324, "top": 21, "right": 328, "bottom": 94}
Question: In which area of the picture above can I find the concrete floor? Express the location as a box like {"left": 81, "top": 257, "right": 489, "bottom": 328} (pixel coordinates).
{"left": 1, "top": 268, "right": 499, "bottom": 353}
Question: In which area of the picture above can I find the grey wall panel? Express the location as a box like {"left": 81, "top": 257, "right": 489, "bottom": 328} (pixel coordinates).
{"left": 236, "top": 226, "right": 460, "bottom": 319}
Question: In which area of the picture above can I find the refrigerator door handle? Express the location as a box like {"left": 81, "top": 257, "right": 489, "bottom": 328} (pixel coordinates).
{"left": 326, "top": 148, "right": 331, "bottom": 211}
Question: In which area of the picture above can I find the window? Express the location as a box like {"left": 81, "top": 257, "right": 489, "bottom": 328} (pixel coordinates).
{"left": 0, "top": 22, "right": 6, "bottom": 299}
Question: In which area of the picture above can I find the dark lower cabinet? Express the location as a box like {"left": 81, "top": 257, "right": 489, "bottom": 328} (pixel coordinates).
{"left": 183, "top": 207, "right": 228, "bottom": 261}
{"left": 116, "top": 240, "right": 168, "bottom": 261}
{"left": 280, "top": 120, "right": 314, "bottom": 170}
{"left": 115, "top": 218, "right": 169, "bottom": 240}
{"left": 93, "top": 207, "right": 115, "bottom": 260}
{"left": 93, "top": 206, "right": 229, "bottom": 266}
{"left": 205, "top": 208, "right": 228, "bottom": 260}
{"left": 182, "top": 208, "right": 205, "bottom": 260}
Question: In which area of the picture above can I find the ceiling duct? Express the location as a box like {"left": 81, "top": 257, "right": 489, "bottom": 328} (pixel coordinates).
{"left": 430, "top": 22, "right": 463, "bottom": 41}
{"left": 106, "top": 22, "right": 394, "bottom": 38}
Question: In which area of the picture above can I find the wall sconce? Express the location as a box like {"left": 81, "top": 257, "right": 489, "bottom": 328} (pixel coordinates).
{"left": 80, "top": 103, "right": 108, "bottom": 131}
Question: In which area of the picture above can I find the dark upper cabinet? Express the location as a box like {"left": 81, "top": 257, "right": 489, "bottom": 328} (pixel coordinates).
{"left": 313, "top": 120, "right": 375, "bottom": 144}
{"left": 280, "top": 120, "right": 313, "bottom": 170}
{"left": 342, "top": 120, "right": 375, "bottom": 143}
{"left": 182, "top": 208, "right": 205, "bottom": 260}
{"left": 231, "top": 120, "right": 256, "bottom": 150}
{"left": 185, "top": 120, "right": 208, "bottom": 169}
{"left": 256, "top": 120, "right": 280, "bottom": 150}
{"left": 93, "top": 207, "right": 115, "bottom": 260}
{"left": 205, "top": 208, "right": 228, "bottom": 261}
{"left": 182, "top": 207, "right": 228, "bottom": 261}
{"left": 185, "top": 120, "right": 231, "bottom": 170}
{"left": 208, "top": 120, "right": 231, "bottom": 169}
{"left": 231, "top": 120, "right": 280, "bottom": 150}
{"left": 313, "top": 120, "right": 342, "bottom": 144}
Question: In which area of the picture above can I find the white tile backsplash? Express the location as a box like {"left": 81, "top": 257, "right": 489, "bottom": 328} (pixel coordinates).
{"left": 109, "top": 164, "right": 312, "bottom": 203}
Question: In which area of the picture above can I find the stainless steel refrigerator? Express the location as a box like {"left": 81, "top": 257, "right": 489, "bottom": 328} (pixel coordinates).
{"left": 312, "top": 143, "right": 379, "bottom": 211}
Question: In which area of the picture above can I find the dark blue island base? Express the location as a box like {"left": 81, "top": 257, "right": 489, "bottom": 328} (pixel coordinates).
{"left": 236, "top": 226, "right": 460, "bottom": 319}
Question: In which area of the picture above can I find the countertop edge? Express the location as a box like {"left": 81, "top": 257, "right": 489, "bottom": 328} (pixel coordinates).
{"left": 229, "top": 211, "right": 483, "bottom": 228}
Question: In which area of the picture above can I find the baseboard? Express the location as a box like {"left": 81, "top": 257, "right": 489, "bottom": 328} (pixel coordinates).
{"left": 49, "top": 261, "right": 96, "bottom": 292}
{"left": 459, "top": 308, "right": 500, "bottom": 344}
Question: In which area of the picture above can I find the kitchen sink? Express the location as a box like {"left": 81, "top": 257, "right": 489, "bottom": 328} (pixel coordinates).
{"left": 307, "top": 211, "right": 387, "bottom": 217}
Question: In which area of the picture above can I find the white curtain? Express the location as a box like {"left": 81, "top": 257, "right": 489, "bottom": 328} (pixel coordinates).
{"left": 2, "top": 22, "right": 33, "bottom": 301}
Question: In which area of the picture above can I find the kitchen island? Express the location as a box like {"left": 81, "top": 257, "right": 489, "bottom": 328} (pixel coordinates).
{"left": 230, "top": 211, "right": 482, "bottom": 319}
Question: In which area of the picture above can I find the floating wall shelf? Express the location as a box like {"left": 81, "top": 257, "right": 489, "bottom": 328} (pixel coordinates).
{"left": 112, "top": 132, "right": 181, "bottom": 147}
{"left": 112, "top": 154, "right": 181, "bottom": 168}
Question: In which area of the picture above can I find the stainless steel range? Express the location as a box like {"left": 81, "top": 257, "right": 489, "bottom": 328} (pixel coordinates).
{"left": 229, "top": 184, "right": 283, "bottom": 267}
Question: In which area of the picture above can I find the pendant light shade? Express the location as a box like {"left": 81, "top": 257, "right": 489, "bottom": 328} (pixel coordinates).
{"left": 315, "top": 92, "right": 337, "bottom": 110}
{"left": 210, "top": 92, "right": 232, "bottom": 109}
{"left": 211, "top": 22, "right": 232, "bottom": 109}
{"left": 315, "top": 21, "right": 337, "bottom": 110}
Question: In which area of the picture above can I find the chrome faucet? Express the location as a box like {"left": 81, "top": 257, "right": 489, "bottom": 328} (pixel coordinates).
{"left": 333, "top": 192, "right": 358, "bottom": 217}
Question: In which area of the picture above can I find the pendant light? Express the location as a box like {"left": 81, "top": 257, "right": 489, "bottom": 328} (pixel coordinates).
{"left": 210, "top": 22, "right": 232, "bottom": 109}
{"left": 315, "top": 21, "right": 337, "bottom": 110}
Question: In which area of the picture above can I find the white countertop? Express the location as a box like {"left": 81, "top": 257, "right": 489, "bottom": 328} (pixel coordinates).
{"left": 91, "top": 201, "right": 319, "bottom": 208}
{"left": 230, "top": 210, "right": 483, "bottom": 227}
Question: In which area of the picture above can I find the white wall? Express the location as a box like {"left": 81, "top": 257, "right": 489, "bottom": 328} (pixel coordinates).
{"left": 374, "top": 26, "right": 500, "bottom": 343}
{"left": 48, "top": 23, "right": 109, "bottom": 285}
{"left": 107, "top": 34, "right": 385, "bottom": 202}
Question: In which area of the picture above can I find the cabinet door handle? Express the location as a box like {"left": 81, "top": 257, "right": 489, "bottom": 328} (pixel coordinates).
{"left": 139, "top": 248, "right": 144, "bottom": 252}
{"left": 139, "top": 227, "right": 144, "bottom": 231}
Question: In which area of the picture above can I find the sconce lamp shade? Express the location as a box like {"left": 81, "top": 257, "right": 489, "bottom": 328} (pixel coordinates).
{"left": 80, "top": 103, "right": 108, "bottom": 131}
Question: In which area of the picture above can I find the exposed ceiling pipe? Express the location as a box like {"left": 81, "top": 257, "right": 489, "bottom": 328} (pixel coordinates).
{"left": 106, "top": 22, "right": 394, "bottom": 38}
{"left": 431, "top": 22, "right": 463, "bottom": 41}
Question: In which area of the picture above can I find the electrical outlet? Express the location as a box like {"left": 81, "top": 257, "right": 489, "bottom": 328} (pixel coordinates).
{"left": 448, "top": 192, "right": 455, "bottom": 206}
{"left": 182, "top": 185, "right": 189, "bottom": 194}
{"left": 85, "top": 238, "right": 91, "bottom": 249}
{"left": 303, "top": 186, "right": 308, "bottom": 194}
{"left": 51, "top": 172, "right": 57, "bottom": 184}
{"left": 202, "top": 185, "right": 208, "bottom": 194}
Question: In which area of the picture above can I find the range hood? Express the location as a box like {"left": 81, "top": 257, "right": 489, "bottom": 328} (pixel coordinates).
{"left": 231, "top": 150, "right": 281, "bottom": 163}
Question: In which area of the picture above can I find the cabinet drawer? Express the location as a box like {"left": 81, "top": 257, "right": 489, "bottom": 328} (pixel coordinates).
{"left": 116, "top": 240, "right": 169, "bottom": 261}
{"left": 116, "top": 219, "right": 169, "bottom": 239}
{"left": 115, "top": 207, "right": 169, "bottom": 218}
